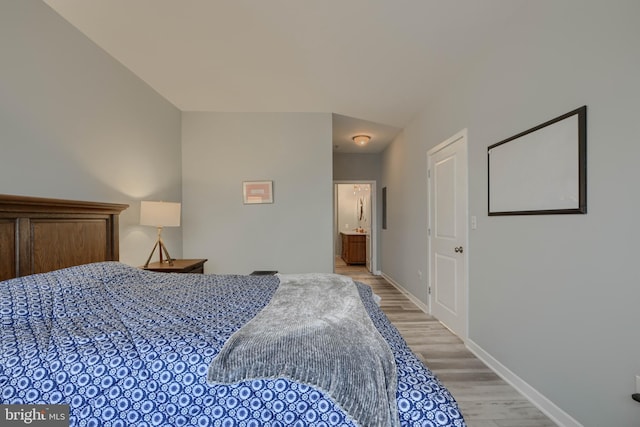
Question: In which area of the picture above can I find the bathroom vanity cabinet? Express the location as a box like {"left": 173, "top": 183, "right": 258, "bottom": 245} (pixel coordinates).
{"left": 340, "top": 231, "right": 366, "bottom": 265}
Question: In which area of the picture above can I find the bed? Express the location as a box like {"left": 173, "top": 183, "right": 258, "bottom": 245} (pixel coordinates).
{"left": 0, "top": 195, "right": 466, "bottom": 426}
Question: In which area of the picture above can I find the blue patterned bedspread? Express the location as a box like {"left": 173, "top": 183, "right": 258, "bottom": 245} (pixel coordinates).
{"left": 1, "top": 262, "right": 465, "bottom": 426}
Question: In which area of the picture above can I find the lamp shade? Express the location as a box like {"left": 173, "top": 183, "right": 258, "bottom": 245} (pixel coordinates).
{"left": 140, "top": 201, "right": 181, "bottom": 227}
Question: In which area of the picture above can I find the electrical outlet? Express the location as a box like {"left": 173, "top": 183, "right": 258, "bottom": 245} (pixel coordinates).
{"left": 418, "top": 270, "right": 422, "bottom": 279}
{"left": 471, "top": 216, "right": 477, "bottom": 230}
{"left": 636, "top": 375, "right": 640, "bottom": 393}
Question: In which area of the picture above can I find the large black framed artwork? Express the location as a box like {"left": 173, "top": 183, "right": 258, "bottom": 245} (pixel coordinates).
{"left": 488, "top": 106, "right": 587, "bottom": 215}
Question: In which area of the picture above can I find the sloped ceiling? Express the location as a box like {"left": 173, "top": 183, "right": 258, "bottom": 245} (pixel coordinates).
{"left": 43, "top": 0, "right": 549, "bottom": 152}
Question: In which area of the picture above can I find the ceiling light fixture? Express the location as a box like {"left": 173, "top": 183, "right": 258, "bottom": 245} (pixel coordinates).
{"left": 352, "top": 135, "right": 371, "bottom": 146}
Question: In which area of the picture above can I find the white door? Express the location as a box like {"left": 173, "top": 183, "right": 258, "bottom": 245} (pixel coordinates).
{"left": 428, "top": 130, "right": 468, "bottom": 339}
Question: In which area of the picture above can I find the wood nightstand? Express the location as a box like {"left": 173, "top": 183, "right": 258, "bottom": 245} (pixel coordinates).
{"left": 143, "top": 259, "right": 207, "bottom": 274}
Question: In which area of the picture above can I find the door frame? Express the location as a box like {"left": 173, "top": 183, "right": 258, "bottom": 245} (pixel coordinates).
{"left": 427, "top": 129, "right": 469, "bottom": 340}
{"left": 333, "top": 181, "right": 378, "bottom": 274}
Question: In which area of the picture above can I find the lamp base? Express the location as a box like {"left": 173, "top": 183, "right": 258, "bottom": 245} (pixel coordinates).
{"left": 143, "top": 227, "right": 174, "bottom": 267}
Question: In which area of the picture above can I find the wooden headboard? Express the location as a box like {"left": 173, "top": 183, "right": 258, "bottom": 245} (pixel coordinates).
{"left": 0, "top": 194, "right": 128, "bottom": 281}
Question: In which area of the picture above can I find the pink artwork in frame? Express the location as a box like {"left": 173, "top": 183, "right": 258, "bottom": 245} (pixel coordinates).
{"left": 243, "top": 181, "right": 273, "bottom": 204}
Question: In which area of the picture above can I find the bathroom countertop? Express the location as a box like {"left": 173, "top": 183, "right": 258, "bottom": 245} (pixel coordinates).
{"left": 340, "top": 230, "right": 369, "bottom": 236}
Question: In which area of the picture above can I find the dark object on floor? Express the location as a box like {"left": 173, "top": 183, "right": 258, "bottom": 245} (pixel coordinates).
{"left": 250, "top": 270, "right": 278, "bottom": 275}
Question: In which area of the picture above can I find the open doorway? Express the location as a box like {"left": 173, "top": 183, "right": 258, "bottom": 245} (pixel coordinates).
{"left": 333, "top": 181, "right": 377, "bottom": 274}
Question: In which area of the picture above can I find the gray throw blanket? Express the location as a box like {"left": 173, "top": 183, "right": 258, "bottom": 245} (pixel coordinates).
{"left": 207, "top": 273, "right": 399, "bottom": 427}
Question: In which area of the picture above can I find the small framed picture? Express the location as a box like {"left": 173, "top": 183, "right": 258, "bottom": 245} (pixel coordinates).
{"left": 243, "top": 181, "right": 273, "bottom": 204}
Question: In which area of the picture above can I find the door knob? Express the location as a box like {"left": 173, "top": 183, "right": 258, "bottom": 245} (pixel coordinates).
{"left": 454, "top": 246, "right": 464, "bottom": 253}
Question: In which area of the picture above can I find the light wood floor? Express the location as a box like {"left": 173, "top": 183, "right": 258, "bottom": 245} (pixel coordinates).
{"left": 335, "top": 259, "right": 557, "bottom": 427}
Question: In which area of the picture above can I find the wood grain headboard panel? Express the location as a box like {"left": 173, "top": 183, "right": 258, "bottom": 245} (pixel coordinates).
{"left": 0, "top": 194, "right": 128, "bottom": 281}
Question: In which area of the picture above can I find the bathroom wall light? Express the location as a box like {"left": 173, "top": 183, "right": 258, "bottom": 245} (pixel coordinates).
{"left": 352, "top": 135, "right": 371, "bottom": 146}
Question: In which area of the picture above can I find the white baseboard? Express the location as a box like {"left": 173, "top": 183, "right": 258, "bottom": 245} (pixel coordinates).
{"left": 466, "top": 339, "right": 583, "bottom": 427}
{"left": 378, "top": 272, "right": 582, "bottom": 427}
{"left": 380, "top": 272, "right": 429, "bottom": 314}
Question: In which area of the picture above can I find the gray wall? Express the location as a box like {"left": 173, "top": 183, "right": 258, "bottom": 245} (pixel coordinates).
{"left": 182, "top": 112, "right": 334, "bottom": 274}
{"left": 333, "top": 153, "right": 382, "bottom": 182}
{"left": 381, "top": 1, "right": 640, "bottom": 425}
{"left": 0, "top": 0, "right": 183, "bottom": 266}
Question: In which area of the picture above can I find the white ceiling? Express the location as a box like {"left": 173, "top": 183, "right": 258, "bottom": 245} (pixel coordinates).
{"left": 42, "top": 0, "right": 547, "bottom": 153}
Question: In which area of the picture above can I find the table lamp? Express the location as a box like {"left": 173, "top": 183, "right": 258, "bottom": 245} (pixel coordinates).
{"left": 140, "top": 200, "right": 181, "bottom": 267}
